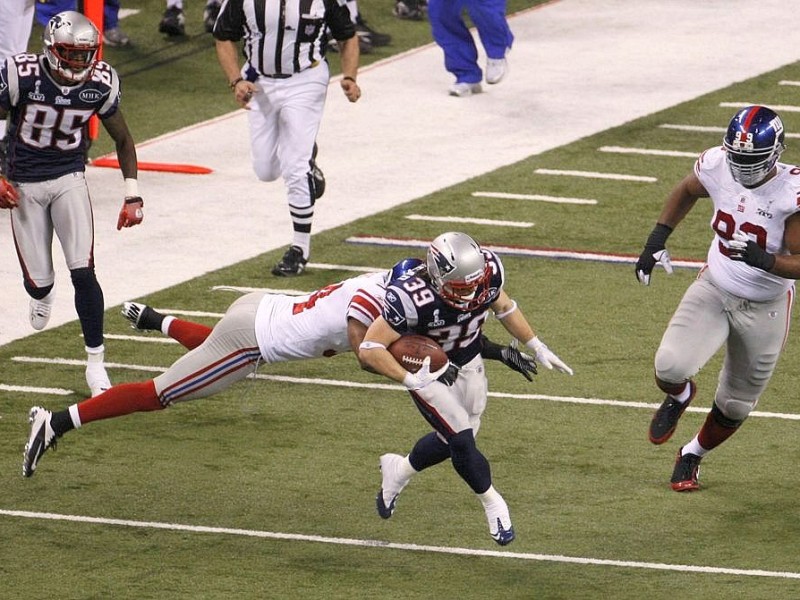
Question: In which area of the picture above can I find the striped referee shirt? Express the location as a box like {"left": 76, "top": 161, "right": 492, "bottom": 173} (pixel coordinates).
{"left": 213, "top": 0, "right": 355, "bottom": 78}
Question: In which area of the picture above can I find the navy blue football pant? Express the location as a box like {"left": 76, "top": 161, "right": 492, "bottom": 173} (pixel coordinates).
{"left": 427, "top": 0, "right": 514, "bottom": 84}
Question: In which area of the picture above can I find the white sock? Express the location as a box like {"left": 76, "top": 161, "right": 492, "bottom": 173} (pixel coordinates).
{"left": 672, "top": 382, "right": 693, "bottom": 403}
{"left": 166, "top": 0, "right": 183, "bottom": 10}
{"left": 86, "top": 344, "right": 105, "bottom": 363}
{"left": 292, "top": 233, "right": 311, "bottom": 259}
{"left": 682, "top": 436, "right": 709, "bottom": 458}
{"left": 68, "top": 404, "right": 83, "bottom": 429}
{"left": 477, "top": 484, "right": 503, "bottom": 509}
{"left": 162, "top": 315, "right": 176, "bottom": 336}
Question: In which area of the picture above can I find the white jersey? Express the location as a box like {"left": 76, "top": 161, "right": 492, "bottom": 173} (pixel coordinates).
{"left": 696, "top": 146, "right": 800, "bottom": 301}
{"left": 254, "top": 272, "right": 386, "bottom": 363}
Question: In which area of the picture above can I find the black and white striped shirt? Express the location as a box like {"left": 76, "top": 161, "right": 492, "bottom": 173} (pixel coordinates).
{"left": 213, "top": 0, "right": 355, "bottom": 78}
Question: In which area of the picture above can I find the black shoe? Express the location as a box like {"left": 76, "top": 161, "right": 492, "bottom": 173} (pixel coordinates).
{"left": 648, "top": 381, "right": 696, "bottom": 445}
{"left": 356, "top": 17, "right": 391, "bottom": 46}
{"left": 159, "top": 6, "right": 186, "bottom": 36}
{"left": 272, "top": 246, "right": 308, "bottom": 277}
{"left": 670, "top": 447, "right": 701, "bottom": 492}
{"left": 204, "top": 1, "right": 221, "bottom": 33}
{"left": 122, "top": 301, "right": 165, "bottom": 331}
{"left": 393, "top": 0, "right": 426, "bottom": 20}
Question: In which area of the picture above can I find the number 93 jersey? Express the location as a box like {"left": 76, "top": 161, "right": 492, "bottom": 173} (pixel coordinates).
{"left": 0, "top": 53, "right": 121, "bottom": 183}
{"left": 383, "top": 250, "right": 505, "bottom": 366}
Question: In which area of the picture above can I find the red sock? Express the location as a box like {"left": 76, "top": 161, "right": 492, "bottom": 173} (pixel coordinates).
{"left": 697, "top": 411, "right": 738, "bottom": 450}
{"left": 169, "top": 319, "right": 213, "bottom": 350}
{"left": 77, "top": 380, "right": 162, "bottom": 424}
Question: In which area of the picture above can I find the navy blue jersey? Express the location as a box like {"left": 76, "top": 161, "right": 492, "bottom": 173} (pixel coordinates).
{"left": 383, "top": 250, "right": 505, "bottom": 366}
{"left": 0, "top": 53, "right": 121, "bottom": 182}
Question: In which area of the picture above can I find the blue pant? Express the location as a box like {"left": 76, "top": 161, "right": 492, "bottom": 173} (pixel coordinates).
{"left": 428, "top": 0, "right": 514, "bottom": 84}
{"left": 35, "top": 0, "right": 121, "bottom": 30}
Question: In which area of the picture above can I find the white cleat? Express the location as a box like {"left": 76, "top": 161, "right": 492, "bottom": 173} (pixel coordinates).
{"left": 29, "top": 291, "right": 55, "bottom": 331}
{"left": 448, "top": 82, "right": 482, "bottom": 97}
{"left": 86, "top": 363, "right": 111, "bottom": 397}
{"left": 22, "top": 406, "right": 57, "bottom": 477}
{"left": 376, "top": 453, "right": 410, "bottom": 519}
{"left": 485, "top": 497, "right": 515, "bottom": 546}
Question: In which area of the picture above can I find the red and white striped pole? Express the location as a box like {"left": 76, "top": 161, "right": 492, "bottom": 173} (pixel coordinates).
{"left": 83, "top": 0, "right": 103, "bottom": 140}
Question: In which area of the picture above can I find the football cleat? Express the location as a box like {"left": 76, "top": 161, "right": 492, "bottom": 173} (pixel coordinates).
{"left": 271, "top": 246, "right": 308, "bottom": 277}
{"left": 484, "top": 496, "right": 515, "bottom": 546}
{"left": 86, "top": 363, "right": 111, "bottom": 397}
{"left": 29, "top": 292, "right": 55, "bottom": 331}
{"left": 649, "top": 381, "right": 696, "bottom": 445}
{"left": 159, "top": 6, "right": 185, "bottom": 36}
{"left": 22, "top": 406, "right": 57, "bottom": 477}
{"left": 671, "top": 447, "right": 702, "bottom": 492}
{"left": 122, "top": 301, "right": 163, "bottom": 331}
{"left": 376, "top": 453, "right": 410, "bottom": 519}
{"left": 485, "top": 57, "right": 508, "bottom": 85}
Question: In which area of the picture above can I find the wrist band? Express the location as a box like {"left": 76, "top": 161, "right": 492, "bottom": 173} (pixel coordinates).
{"left": 343, "top": 76, "right": 356, "bottom": 83}
{"left": 124, "top": 177, "right": 139, "bottom": 197}
{"left": 229, "top": 77, "right": 244, "bottom": 89}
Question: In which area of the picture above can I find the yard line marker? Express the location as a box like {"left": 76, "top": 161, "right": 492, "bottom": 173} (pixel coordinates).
{"left": 659, "top": 123, "right": 800, "bottom": 139}
{"left": 10, "top": 357, "right": 800, "bottom": 421}
{"left": 153, "top": 308, "right": 223, "bottom": 318}
{"left": 779, "top": 80, "right": 800, "bottom": 87}
{"left": 404, "top": 214, "right": 533, "bottom": 228}
{"left": 472, "top": 191, "right": 598, "bottom": 205}
{"left": 345, "top": 236, "right": 704, "bottom": 269}
{"left": 534, "top": 168, "right": 657, "bottom": 182}
{"left": 598, "top": 146, "right": 698, "bottom": 158}
{"left": 1, "top": 509, "right": 799, "bottom": 579}
{"left": 308, "top": 262, "right": 380, "bottom": 273}
{"left": 0, "top": 383, "right": 73, "bottom": 395}
{"left": 211, "top": 286, "right": 308, "bottom": 295}
{"left": 720, "top": 102, "right": 800, "bottom": 113}
{"left": 103, "top": 333, "right": 177, "bottom": 344}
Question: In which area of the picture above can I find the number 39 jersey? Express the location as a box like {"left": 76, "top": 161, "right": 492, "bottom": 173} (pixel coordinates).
{"left": 0, "top": 53, "right": 121, "bottom": 183}
{"left": 697, "top": 146, "right": 800, "bottom": 301}
{"left": 255, "top": 272, "right": 387, "bottom": 363}
{"left": 383, "top": 250, "right": 504, "bottom": 367}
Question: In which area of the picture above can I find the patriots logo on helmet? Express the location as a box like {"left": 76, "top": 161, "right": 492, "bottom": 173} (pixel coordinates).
{"left": 430, "top": 245, "right": 455, "bottom": 277}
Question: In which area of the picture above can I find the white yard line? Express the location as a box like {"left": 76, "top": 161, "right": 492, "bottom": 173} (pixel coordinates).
{"left": 1, "top": 509, "right": 799, "bottom": 579}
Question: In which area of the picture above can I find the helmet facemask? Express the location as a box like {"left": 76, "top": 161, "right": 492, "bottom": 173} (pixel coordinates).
{"left": 426, "top": 232, "right": 492, "bottom": 311}
{"left": 43, "top": 11, "right": 100, "bottom": 84}
{"left": 723, "top": 106, "right": 786, "bottom": 188}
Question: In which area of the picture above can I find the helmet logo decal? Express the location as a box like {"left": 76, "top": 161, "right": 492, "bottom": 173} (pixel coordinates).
{"left": 730, "top": 131, "right": 754, "bottom": 150}
{"left": 430, "top": 246, "right": 455, "bottom": 276}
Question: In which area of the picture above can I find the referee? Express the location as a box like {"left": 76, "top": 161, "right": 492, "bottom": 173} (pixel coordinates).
{"left": 214, "top": 0, "right": 361, "bottom": 276}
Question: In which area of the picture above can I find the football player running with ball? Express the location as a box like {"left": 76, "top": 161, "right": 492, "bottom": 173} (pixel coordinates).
{"left": 636, "top": 105, "right": 800, "bottom": 492}
{"left": 22, "top": 258, "right": 533, "bottom": 480}
{"left": 0, "top": 11, "right": 143, "bottom": 397}
{"left": 359, "top": 232, "right": 572, "bottom": 546}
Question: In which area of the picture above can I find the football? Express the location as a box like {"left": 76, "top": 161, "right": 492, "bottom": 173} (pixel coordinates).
{"left": 388, "top": 334, "right": 448, "bottom": 373}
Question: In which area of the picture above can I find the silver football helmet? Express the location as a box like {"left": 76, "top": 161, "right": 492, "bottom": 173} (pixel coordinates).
{"left": 426, "top": 232, "right": 491, "bottom": 310}
{"left": 43, "top": 11, "right": 100, "bottom": 84}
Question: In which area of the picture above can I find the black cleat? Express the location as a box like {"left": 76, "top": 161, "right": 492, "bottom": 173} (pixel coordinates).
{"left": 271, "top": 246, "right": 308, "bottom": 277}
{"left": 670, "top": 448, "right": 702, "bottom": 492}
{"left": 122, "top": 301, "right": 165, "bottom": 331}
{"left": 648, "top": 381, "right": 696, "bottom": 445}
{"left": 159, "top": 6, "right": 186, "bottom": 36}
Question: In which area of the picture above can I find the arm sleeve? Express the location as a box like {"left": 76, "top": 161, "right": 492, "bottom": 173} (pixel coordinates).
{"left": 213, "top": 0, "right": 246, "bottom": 41}
{"left": 324, "top": 0, "right": 356, "bottom": 41}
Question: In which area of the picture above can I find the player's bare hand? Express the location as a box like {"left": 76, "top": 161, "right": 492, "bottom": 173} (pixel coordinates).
{"left": 117, "top": 197, "right": 144, "bottom": 230}
{"left": 341, "top": 78, "right": 361, "bottom": 103}
{"left": 0, "top": 175, "right": 19, "bottom": 209}
{"left": 233, "top": 80, "right": 257, "bottom": 109}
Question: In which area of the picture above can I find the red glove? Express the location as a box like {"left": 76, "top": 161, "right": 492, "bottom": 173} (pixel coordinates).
{"left": 117, "top": 196, "right": 144, "bottom": 230}
{"left": 0, "top": 175, "right": 19, "bottom": 209}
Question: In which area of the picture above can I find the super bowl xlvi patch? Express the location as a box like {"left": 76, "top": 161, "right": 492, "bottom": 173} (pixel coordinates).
{"left": 305, "top": 24, "right": 316, "bottom": 36}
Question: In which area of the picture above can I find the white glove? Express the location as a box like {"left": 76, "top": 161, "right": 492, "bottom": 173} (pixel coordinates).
{"left": 402, "top": 356, "right": 452, "bottom": 390}
{"left": 527, "top": 336, "right": 573, "bottom": 375}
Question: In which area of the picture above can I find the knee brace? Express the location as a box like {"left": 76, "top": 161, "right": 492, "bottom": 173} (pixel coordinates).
{"left": 710, "top": 402, "right": 745, "bottom": 429}
{"left": 24, "top": 281, "right": 54, "bottom": 300}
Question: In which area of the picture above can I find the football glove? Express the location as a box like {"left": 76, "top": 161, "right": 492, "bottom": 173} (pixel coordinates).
{"left": 527, "top": 336, "right": 573, "bottom": 375}
{"left": 0, "top": 175, "right": 19, "bottom": 209}
{"left": 635, "top": 223, "right": 674, "bottom": 285}
{"left": 117, "top": 196, "right": 144, "bottom": 230}
{"left": 437, "top": 363, "right": 460, "bottom": 386}
{"left": 729, "top": 230, "right": 776, "bottom": 271}
{"left": 402, "top": 356, "right": 453, "bottom": 390}
{"left": 481, "top": 335, "right": 537, "bottom": 381}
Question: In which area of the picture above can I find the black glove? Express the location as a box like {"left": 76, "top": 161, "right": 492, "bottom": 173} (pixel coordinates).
{"left": 635, "top": 223, "right": 674, "bottom": 285}
{"left": 437, "top": 363, "right": 460, "bottom": 386}
{"left": 729, "top": 231, "right": 776, "bottom": 271}
{"left": 480, "top": 335, "right": 537, "bottom": 381}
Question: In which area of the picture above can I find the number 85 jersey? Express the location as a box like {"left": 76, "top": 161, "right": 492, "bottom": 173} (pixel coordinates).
{"left": 383, "top": 250, "right": 505, "bottom": 367}
{"left": 0, "top": 53, "right": 121, "bottom": 182}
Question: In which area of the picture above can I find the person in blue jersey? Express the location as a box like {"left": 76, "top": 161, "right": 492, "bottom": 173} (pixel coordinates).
{"left": 359, "top": 232, "right": 573, "bottom": 546}
{"left": 0, "top": 10, "right": 144, "bottom": 397}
